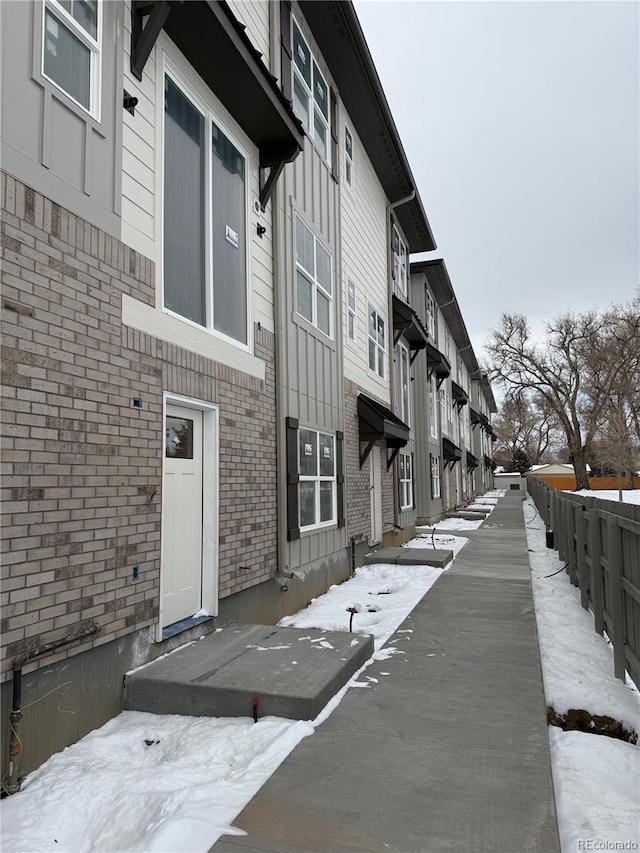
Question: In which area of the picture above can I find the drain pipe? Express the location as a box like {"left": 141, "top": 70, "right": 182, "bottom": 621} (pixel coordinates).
{"left": 6, "top": 624, "right": 100, "bottom": 795}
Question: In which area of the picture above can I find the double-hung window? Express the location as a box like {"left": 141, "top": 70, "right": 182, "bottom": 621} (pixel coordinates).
{"left": 391, "top": 225, "right": 408, "bottom": 297}
{"left": 429, "top": 376, "right": 438, "bottom": 439}
{"left": 163, "top": 72, "right": 248, "bottom": 346}
{"left": 42, "top": 0, "right": 101, "bottom": 116}
{"left": 299, "top": 428, "right": 336, "bottom": 530}
{"left": 431, "top": 454, "right": 441, "bottom": 499}
{"left": 368, "top": 306, "right": 385, "bottom": 377}
{"left": 399, "top": 452, "right": 413, "bottom": 509}
{"left": 425, "top": 290, "right": 435, "bottom": 337}
{"left": 347, "top": 280, "right": 357, "bottom": 342}
{"left": 292, "top": 19, "right": 330, "bottom": 161}
{"left": 396, "top": 343, "right": 410, "bottom": 425}
{"left": 296, "top": 217, "right": 332, "bottom": 336}
{"left": 345, "top": 127, "right": 354, "bottom": 187}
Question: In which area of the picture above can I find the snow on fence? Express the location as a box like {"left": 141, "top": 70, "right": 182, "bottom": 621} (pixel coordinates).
{"left": 528, "top": 478, "right": 640, "bottom": 692}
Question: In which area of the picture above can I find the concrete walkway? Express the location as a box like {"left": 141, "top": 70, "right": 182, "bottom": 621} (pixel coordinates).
{"left": 212, "top": 494, "right": 561, "bottom": 853}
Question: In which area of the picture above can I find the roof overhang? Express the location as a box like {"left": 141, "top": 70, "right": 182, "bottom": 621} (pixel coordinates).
{"left": 131, "top": 1, "right": 304, "bottom": 206}
{"left": 298, "top": 1, "right": 436, "bottom": 252}
{"left": 392, "top": 295, "right": 428, "bottom": 359}
{"left": 451, "top": 380, "right": 469, "bottom": 408}
{"left": 442, "top": 437, "right": 462, "bottom": 466}
{"left": 466, "top": 451, "right": 479, "bottom": 470}
{"left": 357, "top": 393, "right": 409, "bottom": 468}
{"left": 479, "top": 374, "right": 498, "bottom": 414}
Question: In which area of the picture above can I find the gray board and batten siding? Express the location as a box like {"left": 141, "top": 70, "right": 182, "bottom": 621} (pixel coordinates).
{"left": 0, "top": 1, "right": 123, "bottom": 236}
{"left": 276, "top": 4, "right": 347, "bottom": 573}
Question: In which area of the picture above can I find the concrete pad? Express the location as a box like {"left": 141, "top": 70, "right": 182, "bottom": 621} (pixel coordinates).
{"left": 364, "top": 546, "right": 453, "bottom": 568}
{"left": 124, "top": 624, "right": 374, "bottom": 721}
{"left": 447, "top": 510, "right": 487, "bottom": 520}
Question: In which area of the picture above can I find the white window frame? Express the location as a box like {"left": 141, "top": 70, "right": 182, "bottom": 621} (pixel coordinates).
{"left": 298, "top": 428, "right": 336, "bottom": 531}
{"left": 444, "top": 327, "right": 451, "bottom": 360}
{"left": 392, "top": 225, "right": 408, "bottom": 297}
{"left": 396, "top": 342, "right": 410, "bottom": 426}
{"left": 429, "top": 375, "right": 438, "bottom": 439}
{"left": 425, "top": 289, "right": 435, "bottom": 338}
{"left": 399, "top": 451, "right": 413, "bottom": 510}
{"left": 368, "top": 305, "right": 385, "bottom": 378}
{"left": 291, "top": 17, "right": 330, "bottom": 164}
{"left": 161, "top": 62, "right": 251, "bottom": 351}
{"left": 431, "top": 454, "right": 441, "bottom": 499}
{"left": 347, "top": 278, "right": 357, "bottom": 343}
{"left": 42, "top": 0, "right": 102, "bottom": 119}
{"left": 345, "top": 126, "right": 354, "bottom": 188}
{"left": 295, "top": 216, "right": 333, "bottom": 338}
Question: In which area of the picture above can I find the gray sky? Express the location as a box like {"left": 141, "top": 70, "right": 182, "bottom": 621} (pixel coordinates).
{"left": 354, "top": 0, "right": 639, "bottom": 357}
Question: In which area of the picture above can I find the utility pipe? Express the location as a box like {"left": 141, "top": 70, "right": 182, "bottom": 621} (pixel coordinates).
{"left": 6, "top": 625, "right": 99, "bottom": 795}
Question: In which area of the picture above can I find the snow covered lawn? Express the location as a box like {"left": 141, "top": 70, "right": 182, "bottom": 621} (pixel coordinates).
{"left": 569, "top": 488, "right": 640, "bottom": 505}
{"left": 525, "top": 496, "right": 640, "bottom": 851}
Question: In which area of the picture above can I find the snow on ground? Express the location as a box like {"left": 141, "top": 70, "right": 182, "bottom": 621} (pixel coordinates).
{"left": 569, "top": 488, "right": 640, "bottom": 505}
{"left": 403, "top": 532, "right": 468, "bottom": 557}
{"left": 419, "top": 516, "right": 483, "bottom": 531}
{"left": 525, "top": 496, "right": 640, "bottom": 851}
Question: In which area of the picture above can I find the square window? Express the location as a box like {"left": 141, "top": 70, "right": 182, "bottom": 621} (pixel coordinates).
{"left": 298, "top": 428, "right": 337, "bottom": 530}
{"left": 42, "top": 0, "right": 100, "bottom": 115}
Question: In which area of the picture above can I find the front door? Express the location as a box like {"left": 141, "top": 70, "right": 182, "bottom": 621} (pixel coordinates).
{"left": 370, "top": 445, "right": 383, "bottom": 545}
{"left": 162, "top": 404, "right": 203, "bottom": 627}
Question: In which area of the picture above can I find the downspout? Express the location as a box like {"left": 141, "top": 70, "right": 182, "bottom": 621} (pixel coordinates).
{"left": 5, "top": 625, "right": 100, "bottom": 795}
{"left": 270, "top": 1, "right": 288, "bottom": 584}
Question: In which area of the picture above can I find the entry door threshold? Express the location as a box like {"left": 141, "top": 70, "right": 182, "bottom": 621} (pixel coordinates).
{"left": 162, "top": 614, "right": 212, "bottom": 641}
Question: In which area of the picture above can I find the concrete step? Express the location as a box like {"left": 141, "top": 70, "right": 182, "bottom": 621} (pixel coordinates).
{"left": 364, "top": 546, "right": 453, "bottom": 568}
{"left": 464, "top": 505, "right": 493, "bottom": 515}
{"left": 447, "top": 511, "right": 487, "bottom": 520}
{"left": 124, "top": 623, "right": 373, "bottom": 721}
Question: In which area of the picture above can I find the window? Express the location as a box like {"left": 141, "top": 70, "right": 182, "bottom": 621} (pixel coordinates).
{"left": 444, "top": 328, "right": 451, "bottom": 359}
{"left": 296, "top": 217, "right": 332, "bottom": 336}
{"left": 292, "top": 19, "right": 330, "bottom": 161}
{"left": 399, "top": 452, "right": 413, "bottom": 509}
{"left": 425, "top": 289, "right": 435, "bottom": 338}
{"left": 163, "top": 73, "right": 248, "bottom": 345}
{"left": 429, "top": 375, "right": 438, "bottom": 439}
{"left": 431, "top": 454, "right": 441, "bottom": 499}
{"left": 396, "top": 343, "right": 410, "bottom": 425}
{"left": 345, "top": 127, "right": 354, "bottom": 187}
{"left": 298, "top": 428, "right": 336, "bottom": 529}
{"left": 391, "top": 225, "right": 408, "bottom": 297}
{"left": 347, "top": 279, "right": 356, "bottom": 342}
{"left": 440, "top": 385, "right": 446, "bottom": 422}
{"left": 368, "top": 306, "right": 385, "bottom": 377}
{"left": 42, "top": 0, "right": 101, "bottom": 116}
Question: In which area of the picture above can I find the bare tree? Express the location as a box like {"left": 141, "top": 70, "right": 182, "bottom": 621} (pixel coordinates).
{"left": 486, "top": 299, "right": 640, "bottom": 491}
{"left": 493, "top": 390, "right": 559, "bottom": 466}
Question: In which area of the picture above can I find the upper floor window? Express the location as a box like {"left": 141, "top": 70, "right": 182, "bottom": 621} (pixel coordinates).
{"left": 163, "top": 73, "right": 248, "bottom": 346}
{"left": 396, "top": 343, "right": 410, "bottom": 425}
{"left": 391, "top": 225, "right": 407, "bottom": 297}
{"left": 368, "top": 306, "right": 385, "bottom": 377}
{"left": 292, "top": 19, "right": 330, "bottom": 162}
{"left": 347, "top": 279, "right": 357, "bottom": 342}
{"left": 42, "top": 0, "right": 101, "bottom": 116}
{"left": 444, "top": 327, "right": 451, "bottom": 359}
{"left": 425, "top": 289, "right": 435, "bottom": 338}
{"left": 298, "top": 428, "right": 336, "bottom": 530}
{"left": 429, "top": 375, "right": 438, "bottom": 439}
{"left": 345, "top": 127, "right": 354, "bottom": 187}
{"left": 296, "top": 217, "right": 332, "bottom": 337}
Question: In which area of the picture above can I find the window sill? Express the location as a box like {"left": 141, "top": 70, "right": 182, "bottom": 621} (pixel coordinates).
{"left": 122, "top": 294, "right": 266, "bottom": 380}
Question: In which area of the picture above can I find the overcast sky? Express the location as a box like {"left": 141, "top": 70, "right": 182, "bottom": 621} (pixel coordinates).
{"left": 354, "top": 0, "right": 639, "bottom": 357}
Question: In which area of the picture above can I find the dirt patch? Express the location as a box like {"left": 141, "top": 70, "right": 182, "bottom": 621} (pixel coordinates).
{"left": 547, "top": 706, "right": 638, "bottom": 744}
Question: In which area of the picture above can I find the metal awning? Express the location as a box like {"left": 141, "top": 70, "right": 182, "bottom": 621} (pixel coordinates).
{"left": 466, "top": 451, "right": 479, "bottom": 471}
{"left": 357, "top": 393, "right": 409, "bottom": 469}
{"left": 470, "top": 408, "right": 488, "bottom": 428}
{"left": 451, "top": 380, "right": 469, "bottom": 408}
{"left": 442, "top": 437, "right": 462, "bottom": 467}
{"left": 484, "top": 454, "right": 497, "bottom": 471}
{"left": 426, "top": 342, "right": 451, "bottom": 387}
{"left": 392, "top": 296, "right": 428, "bottom": 361}
{"left": 131, "top": 1, "right": 304, "bottom": 208}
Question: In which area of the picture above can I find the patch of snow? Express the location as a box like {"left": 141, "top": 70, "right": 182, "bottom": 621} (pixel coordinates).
{"left": 569, "top": 489, "right": 640, "bottom": 505}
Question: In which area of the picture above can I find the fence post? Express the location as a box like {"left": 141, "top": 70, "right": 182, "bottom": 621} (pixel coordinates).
{"left": 589, "top": 510, "right": 604, "bottom": 636}
{"left": 606, "top": 516, "right": 627, "bottom": 681}
{"left": 576, "top": 507, "right": 588, "bottom": 609}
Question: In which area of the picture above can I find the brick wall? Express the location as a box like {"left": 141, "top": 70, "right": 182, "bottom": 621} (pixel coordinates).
{"left": 1, "top": 173, "right": 277, "bottom": 679}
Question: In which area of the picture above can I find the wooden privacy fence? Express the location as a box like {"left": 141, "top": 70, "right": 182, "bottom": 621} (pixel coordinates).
{"left": 528, "top": 478, "right": 640, "bottom": 691}
{"left": 527, "top": 474, "right": 640, "bottom": 491}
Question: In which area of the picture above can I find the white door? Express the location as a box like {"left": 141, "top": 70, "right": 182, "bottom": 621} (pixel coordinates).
{"left": 370, "top": 445, "right": 383, "bottom": 545}
{"left": 162, "top": 404, "right": 203, "bottom": 627}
